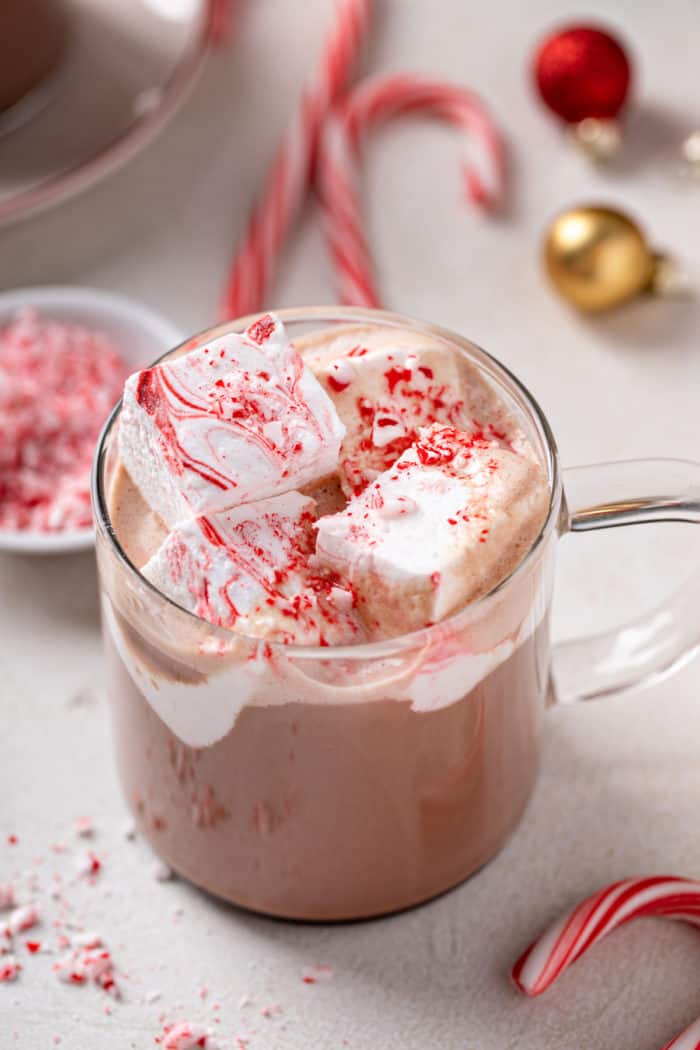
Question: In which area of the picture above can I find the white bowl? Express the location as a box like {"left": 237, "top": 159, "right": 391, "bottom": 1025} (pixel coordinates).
{"left": 0, "top": 285, "right": 183, "bottom": 555}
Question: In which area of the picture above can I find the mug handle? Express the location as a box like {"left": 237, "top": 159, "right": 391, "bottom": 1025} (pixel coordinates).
{"left": 551, "top": 459, "right": 700, "bottom": 704}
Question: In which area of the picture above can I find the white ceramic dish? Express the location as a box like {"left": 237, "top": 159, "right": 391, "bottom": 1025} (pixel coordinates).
{"left": 0, "top": 285, "right": 182, "bottom": 555}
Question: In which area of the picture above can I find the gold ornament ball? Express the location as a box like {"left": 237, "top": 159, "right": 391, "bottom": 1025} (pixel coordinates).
{"left": 544, "top": 205, "right": 656, "bottom": 311}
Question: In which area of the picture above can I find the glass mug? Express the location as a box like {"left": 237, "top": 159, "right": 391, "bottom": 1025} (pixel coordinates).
{"left": 92, "top": 307, "right": 700, "bottom": 921}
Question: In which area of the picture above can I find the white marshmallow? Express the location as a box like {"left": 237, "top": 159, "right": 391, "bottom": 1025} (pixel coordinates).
{"left": 315, "top": 424, "right": 549, "bottom": 637}
{"left": 119, "top": 314, "right": 345, "bottom": 527}
{"left": 302, "top": 325, "right": 520, "bottom": 496}
{"left": 142, "top": 491, "right": 363, "bottom": 646}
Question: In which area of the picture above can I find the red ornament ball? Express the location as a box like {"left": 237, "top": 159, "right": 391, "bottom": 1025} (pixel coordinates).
{"left": 534, "top": 25, "right": 631, "bottom": 124}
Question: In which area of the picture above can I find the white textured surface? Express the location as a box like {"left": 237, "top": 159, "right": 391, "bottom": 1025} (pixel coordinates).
{"left": 2, "top": 1, "right": 700, "bottom": 1047}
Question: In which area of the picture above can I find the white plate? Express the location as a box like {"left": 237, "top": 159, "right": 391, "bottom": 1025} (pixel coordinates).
{"left": 0, "top": 285, "right": 183, "bottom": 555}
{"left": 0, "top": 0, "right": 210, "bottom": 227}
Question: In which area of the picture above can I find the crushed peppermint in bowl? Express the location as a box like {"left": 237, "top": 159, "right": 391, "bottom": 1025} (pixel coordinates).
{"left": 0, "top": 286, "right": 182, "bottom": 555}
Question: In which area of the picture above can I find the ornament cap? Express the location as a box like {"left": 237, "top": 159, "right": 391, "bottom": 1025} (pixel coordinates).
{"left": 682, "top": 131, "right": 700, "bottom": 166}
{"left": 650, "top": 253, "right": 690, "bottom": 298}
{"left": 678, "top": 131, "right": 700, "bottom": 180}
{"left": 572, "top": 117, "right": 621, "bottom": 161}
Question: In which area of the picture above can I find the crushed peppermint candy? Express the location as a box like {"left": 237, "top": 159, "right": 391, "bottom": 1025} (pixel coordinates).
{"left": 0, "top": 309, "right": 128, "bottom": 533}
{"left": 53, "top": 941, "right": 119, "bottom": 997}
{"left": 75, "top": 850, "right": 102, "bottom": 879}
{"left": 3, "top": 904, "right": 40, "bottom": 937}
{"left": 158, "top": 1021, "right": 223, "bottom": 1049}
{"left": 71, "top": 930, "right": 103, "bottom": 949}
{"left": 2, "top": 818, "right": 345, "bottom": 1046}
{"left": 0, "top": 954, "right": 21, "bottom": 982}
{"left": 74, "top": 816, "right": 95, "bottom": 839}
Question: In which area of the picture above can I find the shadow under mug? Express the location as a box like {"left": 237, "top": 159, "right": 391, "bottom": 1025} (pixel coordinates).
{"left": 92, "top": 306, "right": 700, "bottom": 921}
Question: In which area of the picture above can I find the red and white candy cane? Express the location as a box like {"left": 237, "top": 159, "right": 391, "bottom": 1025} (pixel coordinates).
{"left": 208, "top": 0, "right": 238, "bottom": 45}
{"left": 663, "top": 1017, "right": 700, "bottom": 1050}
{"left": 514, "top": 876, "right": 700, "bottom": 1048}
{"left": 220, "top": 0, "right": 373, "bottom": 320}
{"left": 512, "top": 876, "right": 700, "bottom": 997}
{"left": 317, "top": 73, "right": 506, "bottom": 307}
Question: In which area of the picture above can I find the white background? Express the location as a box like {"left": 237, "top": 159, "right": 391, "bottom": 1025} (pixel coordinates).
{"left": 3, "top": 1, "right": 700, "bottom": 1047}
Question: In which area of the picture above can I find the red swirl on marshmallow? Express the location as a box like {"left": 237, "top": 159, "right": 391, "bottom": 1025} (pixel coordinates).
{"left": 315, "top": 424, "right": 548, "bottom": 637}
{"left": 142, "top": 491, "right": 363, "bottom": 646}
{"left": 119, "top": 315, "right": 345, "bottom": 527}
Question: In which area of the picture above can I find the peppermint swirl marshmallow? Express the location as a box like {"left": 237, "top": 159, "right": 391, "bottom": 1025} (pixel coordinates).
{"left": 302, "top": 324, "right": 520, "bottom": 497}
{"left": 119, "top": 314, "right": 345, "bottom": 527}
{"left": 315, "top": 423, "right": 548, "bottom": 638}
{"left": 141, "top": 491, "right": 363, "bottom": 646}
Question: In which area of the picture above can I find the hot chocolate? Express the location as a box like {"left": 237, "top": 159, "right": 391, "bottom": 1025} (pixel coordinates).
{"left": 0, "top": 1, "right": 67, "bottom": 118}
{"left": 96, "top": 313, "right": 553, "bottom": 919}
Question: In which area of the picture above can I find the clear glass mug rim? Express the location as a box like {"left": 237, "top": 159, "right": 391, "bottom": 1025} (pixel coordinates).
{"left": 91, "top": 305, "right": 562, "bottom": 661}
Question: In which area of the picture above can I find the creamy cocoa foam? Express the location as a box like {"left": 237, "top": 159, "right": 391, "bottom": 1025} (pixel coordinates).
{"left": 98, "top": 318, "right": 553, "bottom": 919}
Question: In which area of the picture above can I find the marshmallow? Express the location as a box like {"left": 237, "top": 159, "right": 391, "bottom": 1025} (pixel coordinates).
{"left": 301, "top": 324, "right": 520, "bottom": 496}
{"left": 315, "top": 424, "right": 549, "bottom": 637}
{"left": 142, "top": 491, "right": 363, "bottom": 646}
{"left": 119, "top": 314, "right": 345, "bottom": 527}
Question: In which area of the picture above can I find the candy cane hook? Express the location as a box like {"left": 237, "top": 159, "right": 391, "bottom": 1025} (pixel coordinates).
{"left": 317, "top": 72, "right": 506, "bottom": 307}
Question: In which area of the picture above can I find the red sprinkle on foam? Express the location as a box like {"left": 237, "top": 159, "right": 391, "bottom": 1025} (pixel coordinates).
{"left": 7, "top": 835, "right": 18, "bottom": 846}
{"left": 0, "top": 310, "right": 128, "bottom": 533}
{"left": 326, "top": 375, "right": 350, "bottom": 393}
{"left": 383, "top": 365, "right": 413, "bottom": 395}
{"left": 245, "top": 314, "right": 276, "bottom": 346}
